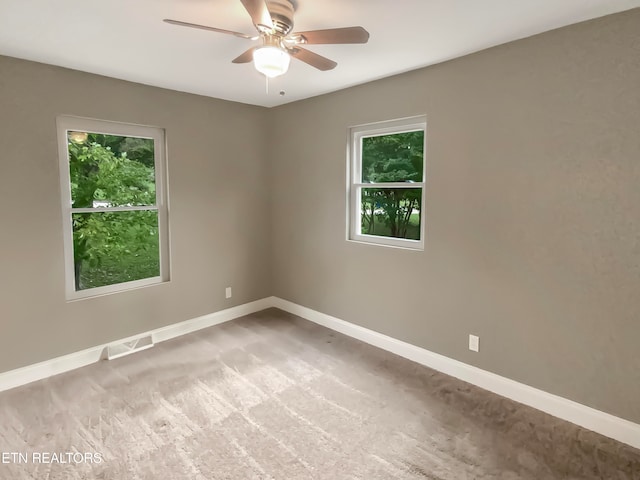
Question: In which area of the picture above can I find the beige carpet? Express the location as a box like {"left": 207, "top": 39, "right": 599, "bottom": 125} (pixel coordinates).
{"left": 0, "top": 308, "right": 638, "bottom": 479}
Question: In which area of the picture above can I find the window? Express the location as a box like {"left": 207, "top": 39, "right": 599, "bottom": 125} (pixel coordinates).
{"left": 349, "top": 116, "right": 426, "bottom": 249}
{"left": 57, "top": 116, "right": 170, "bottom": 299}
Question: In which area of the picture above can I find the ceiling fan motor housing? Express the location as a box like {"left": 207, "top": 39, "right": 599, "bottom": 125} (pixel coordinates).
{"left": 266, "top": 0, "right": 295, "bottom": 35}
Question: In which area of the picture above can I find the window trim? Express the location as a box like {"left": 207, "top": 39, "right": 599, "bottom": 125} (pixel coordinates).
{"left": 56, "top": 115, "right": 170, "bottom": 300}
{"left": 348, "top": 115, "right": 427, "bottom": 250}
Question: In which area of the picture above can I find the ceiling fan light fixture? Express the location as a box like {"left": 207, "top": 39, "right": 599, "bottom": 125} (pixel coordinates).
{"left": 253, "top": 46, "right": 290, "bottom": 78}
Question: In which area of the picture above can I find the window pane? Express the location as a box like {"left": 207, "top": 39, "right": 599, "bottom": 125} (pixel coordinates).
{"left": 68, "top": 132, "right": 156, "bottom": 208}
{"left": 361, "top": 131, "right": 424, "bottom": 183}
{"left": 360, "top": 188, "right": 422, "bottom": 240}
{"left": 72, "top": 210, "right": 160, "bottom": 290}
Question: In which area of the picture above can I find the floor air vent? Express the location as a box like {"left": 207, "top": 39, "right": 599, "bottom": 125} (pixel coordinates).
{"left": 106, "top": 335, "right": 154, "bottom": 360}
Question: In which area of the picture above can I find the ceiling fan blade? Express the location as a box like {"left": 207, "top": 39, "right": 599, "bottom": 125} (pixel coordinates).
{"left": 291, "top": 26, "right": 370, "bottom": 45}
{"left": 163, "top": 19, "right": 256, "bottom": 40}
{"left": 239, "top": 0, "right": 273, "bottom": 30}
{"left": 290, "top": 47, "right": 337, "bottom": 71}
{"left": 232, "top": 47, "right": 257, "bottom": 64}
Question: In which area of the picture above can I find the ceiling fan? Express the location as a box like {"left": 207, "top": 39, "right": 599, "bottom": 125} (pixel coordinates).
{"left": 163, "top": 0, "right": 369, "bottom": 78}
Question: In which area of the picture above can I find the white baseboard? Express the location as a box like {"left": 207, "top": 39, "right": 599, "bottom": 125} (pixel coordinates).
{"left": 0, "top": 297, "right": 272, "bottom": 394}
{"left": 0, "top": 345, "right": 106, "bottom": 394}
{"left": 270, "top": 296, "right": 640, "bottom": 451}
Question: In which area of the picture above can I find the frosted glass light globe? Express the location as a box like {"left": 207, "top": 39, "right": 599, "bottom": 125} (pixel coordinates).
{"left": 253, "top": 46, "right": 290, "bottom": 78}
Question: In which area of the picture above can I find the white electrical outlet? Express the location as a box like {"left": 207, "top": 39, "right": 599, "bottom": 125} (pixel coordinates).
{"left": 225, "top": 287, "right": 232, "bottom": 299}
{"left": 469, "top": 334, "right": 480, "bottom": 352}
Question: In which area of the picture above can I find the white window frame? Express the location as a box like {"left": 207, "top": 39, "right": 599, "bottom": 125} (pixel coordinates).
{"left": 57, "top": 115, "right": 170, "bottom": 300}
{"left": 348, "top": 115, "right": 427, "bottom": 250}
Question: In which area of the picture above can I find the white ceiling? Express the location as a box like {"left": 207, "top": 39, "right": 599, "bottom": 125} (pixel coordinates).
{"left": 1, "top": 0, "right": 638, "bottom": 108}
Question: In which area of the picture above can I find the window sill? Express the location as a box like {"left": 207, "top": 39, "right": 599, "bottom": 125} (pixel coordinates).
{"left": 347, "top": 236, "right": 424, "bottom": 251}
{"left": 66, "top": 276, "right": 169, "bottom": 302}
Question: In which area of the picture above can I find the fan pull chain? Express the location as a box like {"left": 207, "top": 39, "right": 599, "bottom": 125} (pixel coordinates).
{"left": 265, "top": 75, "right": 269, "bottom": 95}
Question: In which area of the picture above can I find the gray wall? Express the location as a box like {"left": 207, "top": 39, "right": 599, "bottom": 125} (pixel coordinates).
{"left": 269, "top": 9, "right": 640, "bottom": 423}
{"left": 0, "top": 56, "right": 272, "bottom": 372}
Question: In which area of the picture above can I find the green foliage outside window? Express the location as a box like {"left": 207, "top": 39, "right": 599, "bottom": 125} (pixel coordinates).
{"left": 360, "top": 131, "right": 424, "bottom": 240}
{"left": 68, "top": 134, "right": 160, "bottom": 290}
